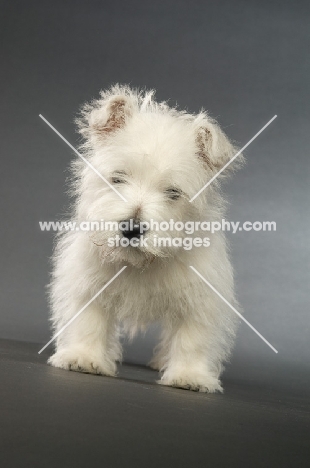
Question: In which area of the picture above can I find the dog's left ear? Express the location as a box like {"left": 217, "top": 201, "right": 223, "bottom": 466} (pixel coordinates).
{"left": 194, "top": 115, "right": 243, "bottom": 174}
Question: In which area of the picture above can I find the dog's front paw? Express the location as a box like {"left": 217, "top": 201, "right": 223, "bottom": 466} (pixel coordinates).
{"left": 48, "top": 349, "right": 116, "bottom": 377}
{"left": 159, "top": 368, "right": 223, "bottom": 393}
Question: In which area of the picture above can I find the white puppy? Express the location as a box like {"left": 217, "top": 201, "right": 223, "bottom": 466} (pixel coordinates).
{"left": 48, "top": 85, "right": 243, "bottom": 392}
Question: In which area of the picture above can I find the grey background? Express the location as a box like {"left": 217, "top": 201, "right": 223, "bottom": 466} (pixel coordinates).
{"left": 1, "top": 0, "right": 309, "bottom": 368}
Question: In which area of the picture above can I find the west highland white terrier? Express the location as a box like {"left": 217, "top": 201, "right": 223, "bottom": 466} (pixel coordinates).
{"left": 48, "top": 85, "right": 243, "bottom": 392}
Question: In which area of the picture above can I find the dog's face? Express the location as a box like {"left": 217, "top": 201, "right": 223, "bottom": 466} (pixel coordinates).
{"left": 75, "top": 86, "right": 239, "bottom": 267}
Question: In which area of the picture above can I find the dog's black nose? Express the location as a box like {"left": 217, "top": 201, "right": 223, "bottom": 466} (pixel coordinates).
{"left": 120, "top": 219, "right": 146, "bottom": 240}
{"left": 122, "top": 225, "right": 141, "bottom": 240}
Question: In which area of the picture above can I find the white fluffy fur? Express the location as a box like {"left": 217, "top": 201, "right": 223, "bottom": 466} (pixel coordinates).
{"left": 48, "top": 85, "right": 243, "bottom": 392}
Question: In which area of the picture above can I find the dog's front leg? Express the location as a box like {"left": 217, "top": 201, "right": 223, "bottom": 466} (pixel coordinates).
{"left": 157, "top": 318, "right": 223, "bottom": 393}
{"left": 48, "top": 301, "right": 121, "bottom": 377}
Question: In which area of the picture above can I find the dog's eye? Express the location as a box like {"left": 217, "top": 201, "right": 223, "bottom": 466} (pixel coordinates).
{"left": 112, "top": 177, "right": 125, "bottom": 184}
{"left": 111, "top": 171, "right": 127, "bottom": 184}
{"left": 165, "top": 187, "right": 182, "bottom": 200}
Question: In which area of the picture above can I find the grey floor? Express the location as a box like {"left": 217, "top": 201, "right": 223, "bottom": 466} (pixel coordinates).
{"left": 1, "top": 339, "right": 309, "bottom": 468}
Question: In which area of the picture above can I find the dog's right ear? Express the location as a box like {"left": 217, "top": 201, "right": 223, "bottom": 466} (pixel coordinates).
{"left": 76, "top": 85, "right": 137, "bottom": 144}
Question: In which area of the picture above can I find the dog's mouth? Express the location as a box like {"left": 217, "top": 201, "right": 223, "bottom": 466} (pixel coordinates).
{"left": 88, "top": 216, "right": 196, "bottom": 268}
{"left": 90, "top": 228, "right": 175, "bottom": 268}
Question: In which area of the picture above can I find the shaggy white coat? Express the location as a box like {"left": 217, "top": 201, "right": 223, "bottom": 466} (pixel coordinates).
{"left": 48, "top": 85, "right": 243, "bottom": 392}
